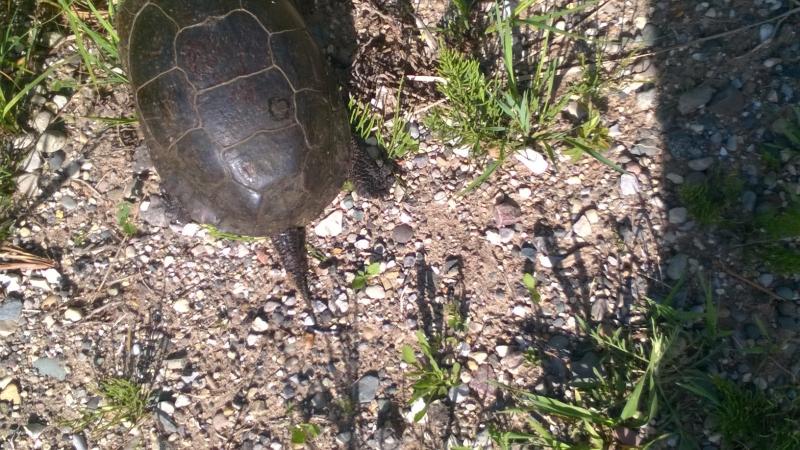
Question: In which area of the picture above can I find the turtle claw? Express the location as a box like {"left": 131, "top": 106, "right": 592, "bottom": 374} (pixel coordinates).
{"left": 350, "top": 139, "right": 394, "bottom": 198}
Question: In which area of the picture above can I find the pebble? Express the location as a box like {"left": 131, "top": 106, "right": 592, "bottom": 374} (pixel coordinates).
{"left": 495, "top": 345, "right": 509, "bottom": 357}
{"left": 776, "top": 287, "right": 797, "bottom": 300}
{"left": 173, "top": 299, "right": 190, "bottom": 314}
{"left": 357, "top": 374, "right": 379, "bottom": 403}
{"left": 759, "top": 23, "right": 775, "bottom": 42}
{"left": 64, "top": 307, "right": 83, "bottom": 322}
{"left": 447, "top": 384, "right": 470, "bottom": 403}
{"left": 35, "top": 130, "right": 67, "bottom": 154}
{"left": 251, "top": 316, "right": 269, "bottom": 332}
{"left": 619, "top": 173, "right": 639, "bottom": 195}
{"left": 16, "top": 173, "right": 39, "bottom": 198}
{"left": 181, "top": 222, "right": 202, "bottom": 237}
{"left": 61, "top": 195, "right": 78, "bottom": 210}
{"left": 175, "top": 394, "right": 191, "bottom": 408}
{"left": 49, "top": 150, "right": 66, "bottom": 170}
{"left": 52, "top": 94, "right": 68, "bottom": 109}
{"left": 667, "top": 254, "right": 689, "bottom": 280}
{"left": 22, "top": 149, "right": 43, "bottom": 172}
{"left": 485, "top": 229, "right": 501, "bottom": 245}
{"left": 140, "top": 196, "right": 169, "bottom": 228}
{"left": 688, "top": 157, "right": 714, "bottom": 171}
{"left": 0, "top": 380, "right": 21, "bottom": 405}
{"left": 668, "top": 207, "right": 688, "bottom": 224}
{"left": 572, "top": 215, "right": 593, "bottom": 239}
{"left": 33, "top": 357, "right": 67, "bottom": 380}
{"left": 72, "top": 434, "right": 88, "bottom": 450}
{"left": 758, "top": 273, "right": 774, "bottom": 287}
{"left": 392, "top": 224, "right": 413, "bottom": 244}
{"left": 678, "top": 85, "right": 715, "bottom": 114}
{"left": 636, "top": 88, "right": 657, "bottom": 110}
{"left": 33, "top": 110, "right": 53, "bottom": 132}
{"left": 132, "top": 145, "right": 153, "bottom": 173}
{"left": 365, "top": 285, "right": 385, "bottom": 300}
{"left": 515, "top": 148, "right": 549, "bottom": 175}
{"left": 493, "top": 198, "right": 522, "bottom": 227}
{"left": 25, "top": 420, "right": 46, "bottom": 439}
{"left": 640, "top": 23, "right": 658, "bottom": 46}
{"left": 314, "top": 210, "right": 344, "bottom": 237}
{"left": 512, "top": 306, "right": 529, "bottom": 317}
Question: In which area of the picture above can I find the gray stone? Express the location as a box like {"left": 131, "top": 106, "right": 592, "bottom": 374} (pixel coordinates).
{"left": 776, "top": 287, "right": 797, "bottom": 300}
{"left": 49, "top": 150, "right": 65, "bottom": 171}
{"left": 141, "top": 196, "right": 169, "bottom": 228}
{"left": 364, "top": 285, "right": 385, "bottom": 299}
{"left": 547, "top": 334, "right": 570, "bottom": 351}
{"left": 33, "top": 357, "right": 67, "bottom": 380}
{"left": 61, "top": 195, "right": 78, "bottom": 210}
{"left": 630, "top": 139, "right": 660, "bottom": 156}
{"left": 132, "top": 145, "right": 153, "bottom": 174}
{"left": 667, "top": 254, "right": 688, "bottom": 280}
{"left": 392, "top": 224, "right": 413, "bottom": 244}
{"left": 22, "top": 149, "right": 43, "bottom": 172}
{"left": 447, "top": 384, "right": 470, "bottom": 403}
{"left": 33, "top": 110, "right": 54, "bottom": 133}
{"left": 619, "top": 173, "right": 639, "bottom": 196}
{"left": 24, "top": 421, "right": 46, "bottom": 439}
{"left": 668, "top": 207, "right": 688, "bottom": 224}
{"left": 688, "top": 157, "right": 714, "bottom": 171}
{"left": 709, "top": 86, "right": 746, "bottom": 116}
{"left": 759, "top": 23, "right": 775, "bottom": 42}
{"left": 667, "top": 131, "right": 705, "bottom": 159}
{"left": 777, "top": 302, "right": 797, "bottom": 317}
{"left": 636, "top": 88, "right": 657, "bottom": 110}
{"left": 356, "top": 374, "right": 379, "bottom": 403}
{"left": 758, "top": 273, "right": 774, "bottom": 287}
{"left": 16, "top": 173, "right": 39, "bottom": 198}
{"left": 156, "top": 409, "right": 178, "bottom": 434}
{"left": 678, "top": 85, "right": 715, "bottom": 114}
{"left": 572, "top": 215, "right": 593, "bottom": 239}
{"left": 640, "top": 24, "right": 659, "bottom": 47}
{"left": 314, "top": 210, "right": 344, "bottom": 237}
{"left": 0, "top": 299, "right": 22, "bottom": 322}
{"left": 35, "top": 130, "right": 67, "bottom": 154}
{"left": 571, "top": 352, "right": 601, "bottom": 380}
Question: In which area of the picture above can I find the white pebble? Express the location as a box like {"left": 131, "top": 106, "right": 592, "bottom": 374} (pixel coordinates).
{"left": 172, "top": 299, "right": 190, "bottom": 314}
{"left": 64, "top": 308, "right": 83, "bottom": 322}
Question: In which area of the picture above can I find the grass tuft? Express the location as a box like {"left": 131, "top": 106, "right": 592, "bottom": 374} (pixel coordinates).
{"left": 64, "top": 377, "right": 155, "bottom": 435}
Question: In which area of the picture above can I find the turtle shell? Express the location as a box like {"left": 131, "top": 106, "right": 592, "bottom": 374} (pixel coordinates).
{"left": 117, "top": 0, "right": 352, "bottom": 235}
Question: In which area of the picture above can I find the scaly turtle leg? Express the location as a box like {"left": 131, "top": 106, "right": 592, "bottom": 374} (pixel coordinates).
{"left": 349, "top": 139, "right": 392, "bottom": 198}
{"left": 271, "top": 227, "right": 338, "bottom": 333}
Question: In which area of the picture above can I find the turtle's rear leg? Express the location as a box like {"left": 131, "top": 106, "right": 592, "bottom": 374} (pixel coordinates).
{"left": 350, "top": 139, "right": 393, "bottom": 198}
{"left": 271, "top": 227, "right": 336, "bottom": 332}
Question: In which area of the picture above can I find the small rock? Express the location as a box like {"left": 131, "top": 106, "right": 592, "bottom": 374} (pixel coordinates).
{"left": 666, "top": 254, "right": 688, "bottom": 280}
{"left": 52, "top": 94, "right": 69, "bottom": 109}
{"left": 71, "top": 434, "right": 88, "bottom": 450}
{"left": 61, "top": 195, "right": 78, "bottom": 210}
{"left": 64, "top": 307, "right": 83, "bottom": 322}
{"left": 709, "top": 86, "right": 746, "bottom": 116}
{"left": 512, "top": 305, "right": 529, "bottom": 317}
{"left": 251, "top": 316, "right": 269, "bottom": 332}
{"left": 181, "top": 222, "right": 201, "bottom": 237}
{"left": 314, "top": 210, "right": 344, "bottom": 237}
{"left": 16, "top": 173, "right": 39, "bottom": 198}
{"left": 447, "top": 384, "right": 470, "bottom": 403}
{"left": 22, "top": 149, "right": 43, "bottom": 172}
{"left": 33, "top": 111, "right": 53, "bottom": 132}
{"left": 0, "top": 381, "right": 21, "bottom": 405}
{"left": 392, "top": 224, "right": 413, "bottom": 244}
{"left": 572, "top": 215, "right": 593, "bottom": 239}
{"left": 485, "top": 229, "right": 501, "bottom": 245}
{"left": 759, "top": 23, "right": 775, "bottom": 42}
{"left": 173, "top": 299, "right": 190, "bottom": 314}
{"left": 636, "top": 88, "right": 657, "bottom": 110}
{"left": 678, "top": 85, "right": 715, "bottom": 114}
{"left": 25, "top": 420, "right": 46, "bottom": 439}
{"left": 132, "top": 145, "right": 153, "bottom": 173}
{"left": 141, "top": 196, "right": 169, "bottom": 228}
{"left": 515, "top": 148, "right": 549, "bottom": 175}
{"left": 493, "top": 197, "right": 522, "bottom": 227}
{"left": 564, "top": 101, "right": 588, "bottom": 120}
{"left": 495, "top": 345, "right": 509, "bottom": 357}
{"left": 365, "top": 285, "right": 385, "bottom": 300}
{"left": 688, "top": 157, "right": 714, "bottom": 171}
{"left": 357, "top": 374, "right": 379, "bottom": 403}
{"left": 619, "top": 173, "right": 639, "bottom": 196}
{"left": 33, "top": 357, "right": 67, "bottom": 380}
{"left": 640, "top": 23, "right": 658, "bottom": 46}
{"left": 156, "top": 410, "right": 178, "bottom": 434}
{"left": 758, "top": 273, "right": 774, "bottom": 287}
{"left": 212, "top": 413, "right": 229, "bottom": 431}
{"left": 174, "top": 395, "right": 191, "bottom": 408}
{"left": 49, "top": 150, "right": 66, "bottom": 170}
{"left": 406, "top": 397, "right": 427, "bottom": 423}
{"left": 35, "top": 130, "right": 67, "bottom": 154}
{"left": 548, "top": 334, "right": 570, "bottom": 351}
{"left": 668, "top": 207, "right": 688, "bottom": 224}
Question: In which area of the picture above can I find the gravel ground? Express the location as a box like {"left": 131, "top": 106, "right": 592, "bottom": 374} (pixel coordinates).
{"left": 1, "top": 0, "right": 799, "bottom": 448}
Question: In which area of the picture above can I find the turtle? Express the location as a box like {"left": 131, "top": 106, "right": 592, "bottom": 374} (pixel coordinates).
{"left": 117, "top": 0, "right": 387, "bottom": 329}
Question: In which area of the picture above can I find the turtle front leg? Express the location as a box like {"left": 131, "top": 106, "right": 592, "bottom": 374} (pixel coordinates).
{"left": 349, "top": 139, "right": 393, "bottom": 198}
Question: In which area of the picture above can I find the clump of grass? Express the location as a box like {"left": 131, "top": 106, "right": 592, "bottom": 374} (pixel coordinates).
{"left": 492, "top": 279, "right": 724, "bottom": 448}
{"left": 348, "top": 81, "right": 418, "bottom": 160}
{"left": 678, "top": 169, "right": 743, "bottom": 226}
{"left": 686, "top": 377, "right": 800, "bottom": 450}
{"left": 401, "top": 330, "right": 462, "bottom": 422}
{"left": 425, "top": 2, "right": 619, "bottom": 192}
{"left": 64, "top": 377, "right": 155, "bottom": 434}
{"left": 46, "top": 0, "right": 125, "bottom": 87}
